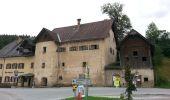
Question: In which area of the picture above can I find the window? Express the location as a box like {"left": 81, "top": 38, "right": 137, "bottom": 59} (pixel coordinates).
{"left": 82, "top": 62, "right": 87, "bottom": 67}
{"left": 142, "top": 57, "right": 147, "bottom": 61}
{"left": 18, "top": 63, "right": 24, "bottom": 69}
{"left": 79, "top": 45, "right": 88, "bottom": 51}
{"left": 31, "top": 63, "right": 34, "bottom": 69}
{"left": 144, "top": 77, "right": 148, "bottom": 82}
{"left": 62, "top": 62, "right": 65, "bottom": 67}
{"left": 112, "top": 49, "right": 115, "bottom": 55}
{"left": 43, "top": 47, "right": 46, "bottom": 53}
{"left": 110, "top": 48, "right": 112, "bottom": 54}
{"left": 133, "top": 51, "right": 138, "bottom": 56}
{"left": 57, "top": 47, "right": 66, "bottom": 52}
{"left": 42, "top": 63, "right": 45, "bottom": 68}
{"left": 12, "top": 63, "right": 17, "bottom": 69}
{"left": 4, "top": 76, "right": 10, "bottom": 82}
{"left": 6, "top": 64, "right": 11, "bottom": 69}
{"left": 69, "top": 46, "right": 78, "bottom": 51}
{"left": 0, "top": 77, "right": 2, "bottom": 83}
{"left": 89, "top": 44, "right": 99, "bottom": 50}
{"left": 59, "top": 76, "right": 63, "bottom": 80}
{"left": 0, "top": 64, "right": 2, "bottom": 69}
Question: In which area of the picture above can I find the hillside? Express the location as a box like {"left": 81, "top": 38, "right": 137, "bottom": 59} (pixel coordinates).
{"left": 155, "top": 57, "right": 170, "bottom": 88}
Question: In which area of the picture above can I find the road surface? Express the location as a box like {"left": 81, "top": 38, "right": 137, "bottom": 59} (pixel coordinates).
{"left": 0, "top": 87, "right": 170, "bottom": 100}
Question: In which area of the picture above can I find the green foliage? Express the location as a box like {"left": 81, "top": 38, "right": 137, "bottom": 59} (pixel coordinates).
{"left": 145, "top": 22, "right": 160, "bottom": 44}
{"left": 125, "top": 65, "right": 136, "bottom": 100}
{"left": 0, "top": 34, "right": 30, "bottom": 49}
{"left": 153, "top": 45, "right": 163, "bottom": 66}
{"left": 155, "top": 58, "right": 170, "bottom": 88}
{"left": 101, "top": 2, "right": 132, "bottom": 41}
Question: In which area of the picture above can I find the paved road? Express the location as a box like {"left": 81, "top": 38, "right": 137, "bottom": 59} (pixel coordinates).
{"left": 0, "top": 87, "right": 170, "bottom": 100}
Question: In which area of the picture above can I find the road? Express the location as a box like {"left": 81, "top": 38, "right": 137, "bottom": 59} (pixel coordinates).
{"left": 0, "top": 87, "right": 170, "bottom": 100}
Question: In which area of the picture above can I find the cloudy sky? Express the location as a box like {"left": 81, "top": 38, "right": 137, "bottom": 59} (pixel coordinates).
{"left": 0, "top": 0, "right": 169, "bottom": 36}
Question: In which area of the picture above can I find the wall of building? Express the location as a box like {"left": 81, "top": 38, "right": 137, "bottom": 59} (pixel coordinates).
{"left": 1, "top": 56, "right": 34, "bottom": 83}
{"left": 34, "top": 41, "right": 58, "bottom": 87}
{"left": 105, "top": 69, "right": 154, "bottom": 87}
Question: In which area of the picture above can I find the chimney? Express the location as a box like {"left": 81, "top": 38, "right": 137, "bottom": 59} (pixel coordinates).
{"left": 77, "top": 18, "right": 81, "bottom": 30}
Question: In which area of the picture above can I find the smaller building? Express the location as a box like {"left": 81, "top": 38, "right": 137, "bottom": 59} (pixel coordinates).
{"left": 119, "top": 29, "right": 154, "bottom": 87}
{"left": 105, "top": 29, "right": 154, "bottom": 87}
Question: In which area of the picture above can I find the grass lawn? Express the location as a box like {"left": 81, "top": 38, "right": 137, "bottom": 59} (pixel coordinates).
{"left": 65, "top": 96, "right": 121, "bottom": 100}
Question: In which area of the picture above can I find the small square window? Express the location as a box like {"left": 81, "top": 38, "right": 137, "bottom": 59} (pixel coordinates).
{"left": 42, "top": 63, "right": 45, "bottom": 68}
{"left": 43, "top": 47, "right": 46, "bottom": 53}
{"left": 142, "top": 57, "right": 147, "bottom": 61}
{"left": 31, "top": 63, "right": 34, "bottom": 69}
{"left": 57, "top": 47, "right": 66, "bottom": 52}
{"left": 59, "top": 76, "right": 63, "bottom": 80}
{"left": 144, "top": 77, "right": 148, "bottom": 82}
{"left": 133, "top": 51, "right": 138, "bottom": 56}
{"left": 82, "top": 62, "right": 87, "bottom": 67}
{"left": 62, "top": 62, "right": 65, "bottom": 67}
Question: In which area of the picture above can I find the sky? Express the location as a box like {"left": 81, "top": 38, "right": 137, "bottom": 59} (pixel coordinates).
{"left": 0, "top": 0, "right": 169, "bottom": 36}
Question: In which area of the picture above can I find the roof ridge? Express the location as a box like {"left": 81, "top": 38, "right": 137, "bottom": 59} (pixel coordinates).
{"left": 52, "top": 19, "right": 112, "bottom": 31}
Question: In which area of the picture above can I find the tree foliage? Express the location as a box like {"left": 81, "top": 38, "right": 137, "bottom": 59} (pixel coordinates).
{"left": 101, "top": 2, "right": 132, "bottom": 41}
{"left": 145, "top": 22, "right": 170, "bottom": 58}
{"left": 0, "top": 34, "right": 30, "bottom": 49}
{"left": 145, "top": 22, "right": 160, "bottom": 44}
{"left": 125, "top": 65, "right": 136, "bottom": 100}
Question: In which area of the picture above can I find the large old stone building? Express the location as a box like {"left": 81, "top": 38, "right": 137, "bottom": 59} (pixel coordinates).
{"left": 0, "top": 19, "right": 154, "bottom": 87}
{"left": 0, "top": 19, "right": 117, "bottom": 87}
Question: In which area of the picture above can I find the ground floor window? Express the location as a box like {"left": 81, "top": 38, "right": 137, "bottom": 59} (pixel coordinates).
{"left": 41, "top": 77, "right": 47, "bottom": 86}
{"left": 144, "top": 77, "right": 148, "bottom": 82}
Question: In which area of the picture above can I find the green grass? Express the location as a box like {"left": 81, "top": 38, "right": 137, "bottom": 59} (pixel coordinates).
{"left": 155, "top": 57, "right": 170, "bottom": 88}
{"left": 65, "top": 96, "right": 121, "bottom": 100}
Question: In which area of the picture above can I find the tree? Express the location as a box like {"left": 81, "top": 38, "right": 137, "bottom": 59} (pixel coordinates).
{"left": 125, "top": 65, "right": 136, "bottom": 100}
{"left": 145, "top": 22, "right": 160, "bottom": 44}
{"left": 101, "top": 2, "right": 132, "bottom": 41}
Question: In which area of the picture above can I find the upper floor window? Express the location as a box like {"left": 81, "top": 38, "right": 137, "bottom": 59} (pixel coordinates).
{"left": 0, "top": 64, "right": 3, "bottom": 69}
{"left": 82, "top": 62, "right": 87, "bottom": 67}
{"left": 12, "top": 63, "right": 17, "bottom": 69}
{"left": 31, "top": 62, "right": 34, "bottom": 69}
{"left": 62, "top": 62, "right": 65, "bottom": 67}
{"left": 89, "top": 44, "right": 99, "bottom": 50}
{"left": 18, "top": 63, "right": 24, "bottom": 69}
{"left": 142, "top": 57, "right": 147, "bottom": 61}
{"left": 6, "top": 63, "right": 11, "bottom": 69}
{"left": 57, "top": 47, "right": 66, "bottom": 52}
{"left": 43, "top": 47, "right": 47, "bottom": 53}
{"left": 133, "top": 51, "right": 138, "bottom": 56}
{"left": 42, "top": 63, "right": 45, "bottom": 68}
{"left": 69, "top": 46, "right": 78, "bottom": 51}
{"left": 110, "top": 48, "right": 112, "bottom": 54}
{"left": 79, "top": 45, "right": 88, "bottom": 51}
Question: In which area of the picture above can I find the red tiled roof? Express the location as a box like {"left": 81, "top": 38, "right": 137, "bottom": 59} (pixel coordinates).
{"left": 52, "top": 19, "right": 113, "bottom": 43}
